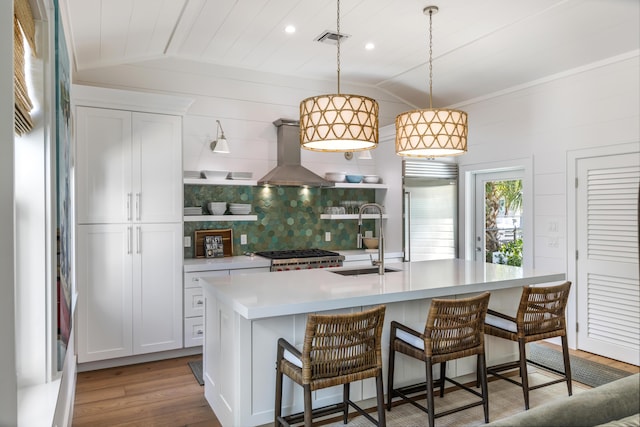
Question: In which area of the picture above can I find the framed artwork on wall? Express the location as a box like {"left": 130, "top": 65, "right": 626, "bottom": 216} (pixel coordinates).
{"left": 54, "top": 0, "right": 71, "bottom": 372}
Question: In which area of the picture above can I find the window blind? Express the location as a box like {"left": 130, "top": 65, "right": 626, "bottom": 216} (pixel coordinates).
{"left": 13, "top": 0, "right": 36, "bottom": 136}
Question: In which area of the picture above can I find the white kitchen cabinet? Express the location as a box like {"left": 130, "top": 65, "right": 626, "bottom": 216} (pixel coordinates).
{"left": 182, "top": 267, "right": 270, "bottom": 347}
{"left": 183, "top": 270, "right": 228, "bottom": 348}
{"left": 76, "top": 107, "right": 182, "bottom": 224}
{"left": 74, "top": 96, "right": 186, "bottom": 363}
{"left": 77, "top": 223, "right": 183, "bottom": 362}
{"left": 133, "top": 223, "right": 183, "bottom": 354}
{"left": 76, "top": 224, "right": 133, "bottom": 361}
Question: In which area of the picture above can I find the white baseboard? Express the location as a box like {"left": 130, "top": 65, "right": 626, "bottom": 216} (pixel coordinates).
{"left": 77, "top": 346, "right": 202, "bottom": 372}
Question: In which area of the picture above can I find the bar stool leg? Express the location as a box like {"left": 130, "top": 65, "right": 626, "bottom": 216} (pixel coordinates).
{"left": 304, "top": 384, "right": 312, "bottom": 427}
{"left": 275, "top": 362, "right": 283, "bottom": 426}
{"left": 561, "top": 334, "right": 573, "bottom": 396}
{"left": 518, "top": 339, "right": 530, "bottom": 410}
{"left": 479, "top": 353, "right": 489, "bottom": 423}
{"left": 439, "top": 361, "right": 446, "bottom": 397}
{"left": 376, "top": 371, "right": 387, "bottom": 426}
{"left": 426, "top": 359, "right": 436, "bottom": 427}
{"left": 343, "top": 383, "right": 350, "bottom": 423}
{"left": 386, "top": 345, "right": 396, "bottom": 410}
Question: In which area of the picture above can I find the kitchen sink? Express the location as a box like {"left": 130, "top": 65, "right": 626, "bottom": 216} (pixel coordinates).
{"left": 330, "top": 267, "right": 401, "bottom": 276}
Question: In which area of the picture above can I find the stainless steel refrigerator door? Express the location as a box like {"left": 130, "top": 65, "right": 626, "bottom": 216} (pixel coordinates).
{"left": 403, "top": 182, "right": 458, "bottom": 262}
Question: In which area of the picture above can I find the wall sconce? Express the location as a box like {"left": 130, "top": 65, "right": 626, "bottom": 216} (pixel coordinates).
{"left": 210, "top": 120, "right": 230, "bottom": 153}
{"left": 358, "top": 150, "right": 373, "bottom": 160}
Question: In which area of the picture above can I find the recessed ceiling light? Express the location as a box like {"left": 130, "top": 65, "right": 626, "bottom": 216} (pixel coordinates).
{"left": 285, "top": 25, "right": 296, "bottom": 34}
{"left": 365, "top": 42, "right": 375, "bottom": 50}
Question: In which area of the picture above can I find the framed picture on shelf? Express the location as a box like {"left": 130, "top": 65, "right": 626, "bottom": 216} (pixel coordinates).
{"left": 204, "top": 235, "right": 224, "bottom": 258}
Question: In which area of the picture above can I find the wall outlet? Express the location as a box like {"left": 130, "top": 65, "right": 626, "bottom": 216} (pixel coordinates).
{"left": 240, "top": 234, "right": 247, "bottom": 245}
{"left": 184, "top": 236, "right": 191, "bottom": 247}
{"left": 325, "top": 232, "right": 331, "bottom": 242}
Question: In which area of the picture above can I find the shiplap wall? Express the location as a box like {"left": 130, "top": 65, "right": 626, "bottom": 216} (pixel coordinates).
{"left": 458, "top": 54, "right": 639, "bottom": 273}
{"left": 74, "top": 58, "right": 410, "bottom": 252}
{"left": 73, "top": 54, "right": 640, "bottom": 263}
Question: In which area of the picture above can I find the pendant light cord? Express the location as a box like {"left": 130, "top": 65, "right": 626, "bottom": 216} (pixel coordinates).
{"left": 428, "top": 8, "right": 433, "bottom": 109}
{"left": 336, "top": 0, "right": 341, "bottom": 94}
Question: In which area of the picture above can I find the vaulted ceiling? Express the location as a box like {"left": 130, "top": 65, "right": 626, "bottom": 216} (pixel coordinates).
{"left": 60, "top": 0, "right": 639, "bottom": 108}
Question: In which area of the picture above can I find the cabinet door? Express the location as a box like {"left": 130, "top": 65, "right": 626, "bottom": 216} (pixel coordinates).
{"left": 76, "top": 224, "right": 133, "bottom": 362}
{"left": 132, "top": 223, "right": 183, "bottom": 354}
{"left": 76, "top": 107, "right": 132, "bottom": 224}
{"left": 132, "top": 112, "right": 182, "bottom": 223}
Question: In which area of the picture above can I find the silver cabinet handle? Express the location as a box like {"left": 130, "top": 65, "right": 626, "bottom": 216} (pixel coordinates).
{"left": 135, "top": 193, "right": 141, "bottom": 221}
{"left": 136, "top": 226, "right": 141, "bottom": 254}
{"left": 127, "top": 226, "right": 132, "bottom": 254}
{"left": 196, "top": 300, "right": 204, "bottom": 306}
{"left": 127, "top": 193, "right": 132, "bottom": 221}
{"left": 196, "top": 329, "right": 203, "bottom": 335}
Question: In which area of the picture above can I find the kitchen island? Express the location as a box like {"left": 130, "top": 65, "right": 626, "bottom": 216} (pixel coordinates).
{"left": 201, "top": 259, "right": 565, "bottom": 426}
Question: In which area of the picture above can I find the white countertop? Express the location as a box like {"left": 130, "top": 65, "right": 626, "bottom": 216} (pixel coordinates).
{"left": 183, "top": 250, "right": 404, "bottom": 273}
{"left": 201, "top": 259, "right": 565, "bottom": 320}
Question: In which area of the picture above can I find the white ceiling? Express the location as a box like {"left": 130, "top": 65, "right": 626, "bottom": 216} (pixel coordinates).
{"left": 61, "top": 0, "right": 640, "bottom": 108}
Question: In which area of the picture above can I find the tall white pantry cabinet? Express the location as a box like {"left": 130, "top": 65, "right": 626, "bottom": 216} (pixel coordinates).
{"left": 73, "top": 86, "right": 191, "bottom": 363}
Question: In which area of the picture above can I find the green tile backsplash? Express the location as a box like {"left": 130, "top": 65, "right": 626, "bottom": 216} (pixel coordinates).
{"left": 183, "top": 185, "right": 377, "bottom": 258}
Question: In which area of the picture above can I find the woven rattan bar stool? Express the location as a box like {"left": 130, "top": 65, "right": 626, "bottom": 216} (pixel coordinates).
{"left": 484, "top": 281, "right": 572, "bottom": 410}
{"left": 274, "top": 305, "right": 386, "bottom": 427}
{"left": 386, "top": 292, "right": 491, "bottom": 427}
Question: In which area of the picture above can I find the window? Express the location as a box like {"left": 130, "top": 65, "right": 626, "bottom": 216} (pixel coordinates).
{"left": 13, "top": 0, "right": 36, "bottom": 135}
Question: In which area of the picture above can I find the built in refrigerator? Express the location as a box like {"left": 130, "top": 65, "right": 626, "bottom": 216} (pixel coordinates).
{"left": 403, "top": 161, "right": 458, "bottom": 262}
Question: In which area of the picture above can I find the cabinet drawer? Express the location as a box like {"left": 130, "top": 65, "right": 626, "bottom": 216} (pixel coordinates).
{"left": 184, "top": 287, "right": 204, "bottom": 318}
{"left": 184, "top": 270, "right": 229, "bottom": 289}
{"left": 184, "top": 316, "right": 204, "bottom": 348}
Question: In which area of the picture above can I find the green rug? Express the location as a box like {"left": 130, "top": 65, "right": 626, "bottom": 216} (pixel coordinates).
{"left": 528, "top": 343, "right": 632, "bottom": 388}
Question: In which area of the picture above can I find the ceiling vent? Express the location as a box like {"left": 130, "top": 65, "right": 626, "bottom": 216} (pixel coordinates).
{"left": 315, "top": 30, "right": 350, "bottom": 45}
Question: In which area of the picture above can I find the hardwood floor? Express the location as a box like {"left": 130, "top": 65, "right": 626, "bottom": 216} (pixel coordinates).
{"left": 73, "top": 346, "right": 638, "bottom": 426}
{"left": 72, "top": 354, "right": 221, "bottom": 427}
{"left": 537, "top": 341, "right": 640, "bottom": 374}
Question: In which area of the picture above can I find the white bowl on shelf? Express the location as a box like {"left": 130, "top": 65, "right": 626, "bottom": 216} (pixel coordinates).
{"left": 201, "top": 170, "right": 229, "bottom": 180}
{"left": 229, "top": 203, "right": 251, "bottom": 215}
{"left": 228, "top": 172, "right": 253, "bottom": 180}
{"left": 325, "top": 172, "right": 346, "bottom": 182}
{"left": 363, "top": 175, "right": 380, "bottom": 183}
{"left": 207, "top": 202, "right": 227, "bottom": 215}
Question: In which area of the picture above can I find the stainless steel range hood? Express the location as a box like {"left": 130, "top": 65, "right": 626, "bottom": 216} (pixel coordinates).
{"left": 257, "top": 119, "right": 333, "bottom": 187}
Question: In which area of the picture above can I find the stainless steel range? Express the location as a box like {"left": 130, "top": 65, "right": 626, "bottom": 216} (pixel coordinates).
{"left": 255, "top": 249, "right": 345, "bottom": 272}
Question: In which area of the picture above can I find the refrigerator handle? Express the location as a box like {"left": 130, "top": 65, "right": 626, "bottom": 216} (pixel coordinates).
{"left": 404, "top": 191, "right": 411, "bottom": 262}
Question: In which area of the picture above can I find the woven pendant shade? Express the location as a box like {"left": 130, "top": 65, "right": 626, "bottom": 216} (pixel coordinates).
{"left": 396, "top": 108, "right": 467, "bottom": 157}
{"left": 300, "top": 93, "right": 378, "bottom": 151}
{"left": 395, "top": 6, "right": 468, "bottom": 158}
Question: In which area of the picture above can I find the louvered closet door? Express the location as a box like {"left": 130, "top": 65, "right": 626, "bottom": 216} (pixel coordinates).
{"left": 576, "top": 153, "right": 639, "bottom": 365}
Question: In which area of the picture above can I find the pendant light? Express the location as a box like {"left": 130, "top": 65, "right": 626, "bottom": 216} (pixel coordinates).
{"left": 395, "top": 6, "right": 467, "bottom": 157}
{"left": 299, "top": 0, "right": 379, "bottom": 152}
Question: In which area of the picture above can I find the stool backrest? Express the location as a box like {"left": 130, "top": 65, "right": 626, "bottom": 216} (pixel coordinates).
{"left": 301, "top": 305, "right": 386, "bottom": 383}
{"left": 517, "top": 281, "right": 571, "bottom": 338}
{"left": 424, "top": 292, "right": 490, "bottom": 358}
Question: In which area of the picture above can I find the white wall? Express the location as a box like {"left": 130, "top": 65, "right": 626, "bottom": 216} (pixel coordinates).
{"left": 74, "top": 54, "right": 640, "bottom": 261}
{"left": 1, "top": 2, "right": 18, "bottom": 426}
{"left": 456, "top": 54, "right": 640, "bottom": 347}
{"left": 74, "top": 58, "right": 411, "bottom": 253}
{"left": 458, "top": 54, "right": 639, "bottom": 271}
